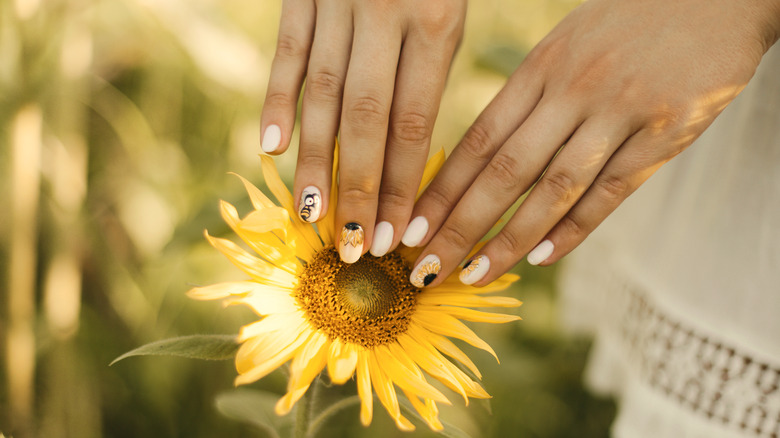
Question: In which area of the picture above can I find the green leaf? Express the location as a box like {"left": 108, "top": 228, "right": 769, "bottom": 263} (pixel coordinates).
{"left": 215, "top": 389, "right": 292, "bottom": 438}
{"left": 398, "top": 396, "right": 474, "bottom": 438}
{"left": 110, "top": 334, "right": 240, "bottom": 365}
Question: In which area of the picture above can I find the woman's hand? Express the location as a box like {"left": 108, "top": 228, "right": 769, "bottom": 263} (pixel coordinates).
{"left": 406, "top": 0, "right": 780, "bottom": 287}
{"left": 260, "top": 0, "right": 466, "bottom": 264}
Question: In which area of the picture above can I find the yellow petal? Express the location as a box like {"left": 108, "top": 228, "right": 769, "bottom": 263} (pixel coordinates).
{"left": 434, "top": 271, "right": 520, "bottom": 294}
{"left": 238, "top": 312, "right": 305, "bottom": 341}
{"left": 374, "top": 344, "right": 450, "bottom": 404}
{"left": 402, "top": 389, "right": 443, "bottom": 431}
{"left": 327, "top": 339, "right": 358, "bottom": 384}
{"left": 417, "top": 292, "right": 522, "bottom": 308}
{"left": 396, "top": 333, "right": 469, "bottom": 403}
{"left": 356, "top": 349, "right": 373, "bottom": 426}
{"left": 413, "top": 309, "right": 498, "bottom": 362}
{"left": 260, "top": 155, "right": 323, "bottom": 255}
{"left": 416, "top": 148, "right": 446, "bottom": 199}
{"left": 205, "top": 231, "right": 299, "bottom": 288}
{"left": 276, "top": 332, "right": 329, "bottom": 415}
{"left": 187, "top": 281, "right": 262, "bottom": 301}
{"left": 368, "top": 352, "right": 416, "bottom": 432}
{"left": 235, "top": 327, "right": 313, "bottom": 385}
{"left": 406, "top": 324, "right": 482, "bottom": 379}
{"left": 238, "top": 207, "right": 290, "bottom": 235}
{"left": 230, "top": 172, "right": 276, "bottom": 210}
{"left": 224, "top": 289, "right": 298, "bottom": 315}
{"left": 434, "top": 306, "right": 522, "bottom": 324}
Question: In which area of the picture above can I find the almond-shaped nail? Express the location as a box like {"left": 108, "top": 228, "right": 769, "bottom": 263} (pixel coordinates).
{"left": 410, "top": 254, "right": 441, "bottom": 288}
{"left": 401, "top": 216, "right": 429, "bottom": 247}
{"left": 459, "top": 255, "right": 490, "bottom": 285}
{"left": 370, "top": 221, "right": 393, "bottom": 257}
{"left": 527, "top": 239, "right": 554, "bottom": 266}
{"left": 339, "top": 222, "right": 364, "bottom": 264}
{"left": 261, "top": 124, "right": 281, "bottom": 153}
{"left": 298, "top": 186, "right": 321, "bottom": 223}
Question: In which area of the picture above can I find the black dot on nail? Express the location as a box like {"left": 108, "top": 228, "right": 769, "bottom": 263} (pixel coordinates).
{"left": 345, "top": 222, "right": 361, "bottom": 230}
{"left": 423, "top": 273, "right": 437, "bottom": 286}
{"left": 463, "top": 260, "right": 472, "bottom": 270}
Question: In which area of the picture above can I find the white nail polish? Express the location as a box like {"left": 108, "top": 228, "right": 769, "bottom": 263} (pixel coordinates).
{"left": 261, "top": 124, "right": 281, "bottom": 153}
{"left": 459, "top": 255, "right": 490, "bottom": 285}
{"left": 298, "top": 186, "right": 322, "bottom": 223}
{"left": 339, "top": 222, "right": 364, "bottom": 264}
{"left": 527, "top": 240, "right": 554, "bottom": 266}
{"left": 370, "top": 221, "right": 394, "bottom": 257}
{"left": 410, "top": 254, "right": 441, "bottom": 288}
{"left": 401, "top": 216, "right": 429, "bottom": 247}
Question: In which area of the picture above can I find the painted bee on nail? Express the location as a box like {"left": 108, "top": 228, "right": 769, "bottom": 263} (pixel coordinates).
{"left": 340, "top": 222, "right": 364, "bottom": 247}
{"left": 299, "top": 192, "right": 319, "bottom": 222}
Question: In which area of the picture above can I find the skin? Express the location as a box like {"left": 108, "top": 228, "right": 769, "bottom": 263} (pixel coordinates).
{"left": 411, "top": 0, "right": 780, "bottom": 286}
{"left": 260, "top": 0, "right": 466, "bottom": 261}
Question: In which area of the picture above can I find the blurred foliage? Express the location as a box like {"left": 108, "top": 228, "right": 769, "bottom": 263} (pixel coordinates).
{"left": 0, "top": 0, "right": 614, "bottom": 437}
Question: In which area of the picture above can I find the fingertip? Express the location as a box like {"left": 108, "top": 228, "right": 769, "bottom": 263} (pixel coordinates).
{"left": 400, "top": 216, "right": 429, "bottom": 247}
{"left": 338, "top": 222, "right": 364, "bottom": 264}
{"left": 370, "top": 221, "right": 394, "bottom": 257}
{"left": 526, "top": 239, "right": 554, "bottom": 266}
{"left": 459, "top": 254, "right": 490, "bottom": 285}
{"left": 410, "top": 254, "right": 441, "bottom": 288}
{"left": 297, "top": 186, "right": 323, "bottom": 223}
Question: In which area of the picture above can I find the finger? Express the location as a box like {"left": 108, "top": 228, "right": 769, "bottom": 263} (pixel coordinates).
{"left": 336, "top": 8, "right": 403, "bottom": 264}
{"left": 260, "top": 0, "right": 315, "bottom": 155}
{"left": 409, "top": 102, "right": 580, "bottom": 288}
{"left": 525, "top": 129, "right": 670, "bottom": 268}
{"left": 294, "top": 0, "right": 353, "bottom": 223}
{"left": 407, "top": 59, "right": 547, "bottom": 249}
{"left": 371, "top": 26, "right": 460, "bottom": 256}
{"left": 459, "top": 116, "right": 633, "bottom": 285}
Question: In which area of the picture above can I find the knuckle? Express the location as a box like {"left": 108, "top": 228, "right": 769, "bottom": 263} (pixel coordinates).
{"left": 417, "top": 2, "right": 464, "bottom": 39}
{"left": 390, "top": 110, "right": 432, "bottom": 145}
{"left": 493, "top": 229, "right": 523, "bottom": 256}
{"left": 275, "top": 32, "right": 309, "bottom": 59}
{"left": 459, "top": 124, "right": 496, "bottom": 161}
{"left": 264, "top": 90, "right": 296, "bottom": 109}
{"left": 422, "top": 183, "right": 454, "bottom": 211}
{"left": 486, "top": 153, "right": 522, "bottom": 191}
{"left": 438, "top": 221, "right": 471, "bottom": 249}
{"left": 297, "top": 148, "right": 331, "bottom": 170}
{"left": 558, "top": 213, "right": 587, "bottom": 239}
{"left": 340, "top": 183, "right": 378, "bottom": 205}
{"left": 344, "top": 93, "right": 388, "bottom": 127}
{"left": 539, "top": 170, "right": 578, "bottom": 206}
{"left": 306, "top": 70, "right": 343, "bottom": 102}
{"left": 379, "top": 184, "right": 413, "bottom": 213}
{"left": 593, "top": 174, "right": 629, "bottom": 204}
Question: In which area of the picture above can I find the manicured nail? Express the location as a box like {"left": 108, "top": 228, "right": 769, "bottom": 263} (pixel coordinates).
{"left": 339, "top": 222, "right": 364, "bottom": 264}
{"left": 527, "top": 239, "right": 554, "bottom": 266}
{"left": 370, "top": 221, "right": 393, "bottom": 257}
{"left": 261, "top": 124, "right": 281, "bottom": 153}
{"left": 401, "top": 216, "right": 429, "bottom": 247}
{"left": 298, "top": 186, "right": 322, "bottom": 223}
{"left": 410, "top": 254, "right": 441, "bottom": 288}
{"left": 459, "top": 255, "right": 490, "bottom": 285}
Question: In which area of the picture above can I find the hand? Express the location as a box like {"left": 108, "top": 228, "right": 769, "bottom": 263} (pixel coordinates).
{"left": 259, "top": 0, "right": 466, "bottom": 264}
{"left": 406, "top": 0, "right": 780, "bottom": 287}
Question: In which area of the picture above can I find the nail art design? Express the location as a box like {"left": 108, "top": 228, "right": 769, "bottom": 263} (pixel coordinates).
{"left": 298, "top": 186, "right": 321, "bottom": 223}
{"left": 459, "top": 255, "right": 490, "bottom": 285}
{"left": 410, "top": 254, "right": 441, "bottom": 288}
{"left": 339, "top": 222, "right": 364, "bottom": 264}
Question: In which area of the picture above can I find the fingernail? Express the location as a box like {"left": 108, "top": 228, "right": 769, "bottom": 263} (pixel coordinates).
{"left": 401, "top": 216, "right": 429, "bottom": 247}
{"left": 298, "top": 186, "right": 322, "bottom": 223}
{"left": 339, "top": 222, "right": 364, "bottom": 264}
{"left": 527, "top": 239, "right": 554, "bottom": 266}
{"left": 459, "top": 255, "right": 490, "bottom": 285}
{"left": 410, "top": 254, "right": 441, "bottom": 288}
{"left": 370, "top": 221, "right": 393, "bottom": 257}
{"left": 261, "top": 124, "right": 281, "bottom": 153}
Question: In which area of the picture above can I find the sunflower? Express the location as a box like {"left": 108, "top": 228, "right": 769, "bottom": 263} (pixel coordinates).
{"left": 188, "top": 146, "right": 521, "bottom": 431}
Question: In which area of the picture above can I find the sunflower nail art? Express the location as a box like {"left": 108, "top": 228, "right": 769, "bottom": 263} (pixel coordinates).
{"left": 410, "top": 254, "right": 441, "bottom": 288}
{"left": 339, "top": 222, "right": 364, "bottom": 264}
{"left": 459, "top": 255, "right": 490, "bottom": 285}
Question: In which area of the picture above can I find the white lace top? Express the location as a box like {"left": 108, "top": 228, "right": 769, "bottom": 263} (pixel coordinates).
{"left": 558, "top": 42, "right": 780, "bottom": 438}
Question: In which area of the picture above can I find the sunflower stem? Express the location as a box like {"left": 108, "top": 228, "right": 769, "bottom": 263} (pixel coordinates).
{"left": 306, "top": 395, "right": 361, "bottom": 438}
{"left": 293, "top": 376, "right": 318, "bottom": 438}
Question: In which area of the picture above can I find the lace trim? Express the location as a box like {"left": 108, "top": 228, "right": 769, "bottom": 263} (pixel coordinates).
{"left": 616, "top": 285, "right": 780, "bottom": 438}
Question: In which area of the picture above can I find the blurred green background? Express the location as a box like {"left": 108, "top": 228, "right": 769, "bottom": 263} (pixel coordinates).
{"left": 0, "top": 0, "right": 615, "bottom": 436}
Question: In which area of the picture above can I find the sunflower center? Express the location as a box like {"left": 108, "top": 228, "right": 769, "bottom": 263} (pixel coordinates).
{"left": 294, "top": 246, "right": 418, "bottom": 348}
